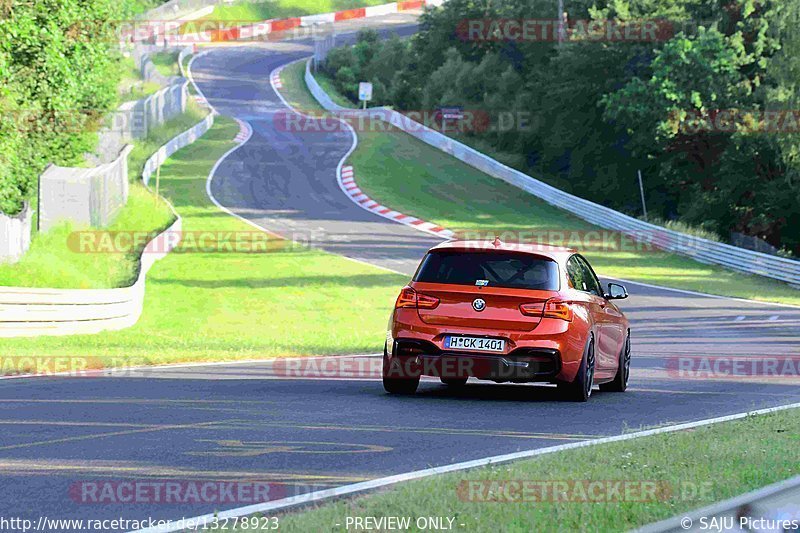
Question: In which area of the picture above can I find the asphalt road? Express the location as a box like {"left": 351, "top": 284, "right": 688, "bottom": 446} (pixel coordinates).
{"left": 0, "top": 13, "right": 799, "bottom": 532}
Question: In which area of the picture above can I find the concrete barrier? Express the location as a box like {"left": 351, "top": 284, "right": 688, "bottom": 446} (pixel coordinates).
{"left": 305, "top": 63, "right": 800, "bottom": 286}
{"left": 131, "top": 45, "right": 182, "bottom": 87}
{"left": 305, "top": 60, "right": 348, "bottom": 111}
{"left": 0, "top": 204, "right": 33, "bottom": 264}
{"left": 39, "top": 145, "right": 133, "bottom": 232}
{"left": 112, "top": 81, "right": 189, "bottom": 141}
{"left": 92, "top": 48, "right": 188, "bottom": 164}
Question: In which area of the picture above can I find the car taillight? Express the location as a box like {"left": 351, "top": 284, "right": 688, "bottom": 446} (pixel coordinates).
{"left": 519, "top": 302, "right": 545, "bottom": 316}
{"left": 395, "top": 287, "right": 439, "bottom": 310}
{"left": 544, "top": 300, "right": 573, "bottom": 321}
{"left": 519, "top": 300, "right": 573, "bottom": 321}
{"left": 395, "top": 287, "right": 417, "bottom": 308}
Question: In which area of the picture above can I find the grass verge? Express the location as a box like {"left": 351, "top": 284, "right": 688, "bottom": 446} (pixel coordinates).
{"left": 286, "top": 61, "right": 800, "bottom": 306}
{"left": 0, "top": 116, "right": 406, "bottom": 363}
{"left": 243, "top": 407, "right": 800, "bottom": 532}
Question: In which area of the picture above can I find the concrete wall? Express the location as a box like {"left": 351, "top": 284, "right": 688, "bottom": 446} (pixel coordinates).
{"left": 131, "top": 45, "right": 181, "bottom": 87}
{"left": 39, "top": 145, "right": 132, "bottom": 232}
{"left": 0, "top": 204, "right": 33, "bottom": 264}
{"left": 114, "top": 81, "right": 189, "bottom": 141}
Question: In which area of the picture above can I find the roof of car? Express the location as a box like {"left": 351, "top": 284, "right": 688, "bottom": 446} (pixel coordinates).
{"left": 429, "top": 239, "right": 576, "bottom": 260}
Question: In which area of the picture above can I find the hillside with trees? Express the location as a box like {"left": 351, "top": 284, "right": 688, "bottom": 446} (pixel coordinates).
{"left": 0, "top": 0, "right": 160, "bottom": 218}
{"left": 321, "top": 0, "right": 800, "bottom": 255}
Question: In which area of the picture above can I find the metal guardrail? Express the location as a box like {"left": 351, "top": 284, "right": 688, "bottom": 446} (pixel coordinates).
{"left": 304, "top": 62, "right": 800, "bottom": 286}
{"left": 634, "top": 475, "right": 800, "bottom": 532}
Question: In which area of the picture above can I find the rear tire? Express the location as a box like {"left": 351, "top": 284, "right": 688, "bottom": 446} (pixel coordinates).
{"left": 440, "top": 377, "right": 468, "bottom": 387}
{"left": 383, "top": 376, "right": 419, "bottom": 394}
{"left": 558, "top": 336, "right": 595, "bottom": 402}
{"left": 382, "top": 349, "right": 419, "bottom": 395}
{"left": 600, "top": 332, "right": 631, "bottom": 392}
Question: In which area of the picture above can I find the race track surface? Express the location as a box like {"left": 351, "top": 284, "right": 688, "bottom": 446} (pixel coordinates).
{"left": 1, "top": 15, "right": 799, "bottom": 531}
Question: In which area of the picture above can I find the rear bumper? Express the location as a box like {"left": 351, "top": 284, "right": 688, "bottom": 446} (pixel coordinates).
{"left": 387, "top": 338, "right": 569, "bottom": 383}
{"left": 388, "top": 309, "right": 588, "bottom": 383}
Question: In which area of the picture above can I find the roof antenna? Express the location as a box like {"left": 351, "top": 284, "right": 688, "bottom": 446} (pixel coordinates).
{"left": 493, "top": 235, "right": 502, "bottom": 247}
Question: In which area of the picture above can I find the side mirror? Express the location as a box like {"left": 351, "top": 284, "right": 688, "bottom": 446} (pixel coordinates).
{"left": 606, "top": 283, "right": 628, "bottom": 300}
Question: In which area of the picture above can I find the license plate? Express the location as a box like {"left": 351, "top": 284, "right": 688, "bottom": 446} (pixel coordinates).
{"left": 444, "top": 336, "right": 505, "bottom": 352}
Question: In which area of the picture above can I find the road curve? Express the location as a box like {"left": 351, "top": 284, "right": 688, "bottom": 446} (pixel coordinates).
{"left": 0, "top": 16, "right": 798, "bottom": 531}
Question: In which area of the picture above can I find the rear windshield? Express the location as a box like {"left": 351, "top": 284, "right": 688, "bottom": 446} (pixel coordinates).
{"left": 414, "top": 251, "right": 560, "bottom": 291}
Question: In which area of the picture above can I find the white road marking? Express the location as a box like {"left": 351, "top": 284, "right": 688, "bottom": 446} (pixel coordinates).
{"left": 134, "top": 401, "right": 800, "bottom": 533}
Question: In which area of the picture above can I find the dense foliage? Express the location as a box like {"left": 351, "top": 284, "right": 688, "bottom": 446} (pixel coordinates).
{"left": 322, "top": 0, "right": 800, "bottom": 254}
{"left": 0, "top": 0, "right": 154, "bottom": 216}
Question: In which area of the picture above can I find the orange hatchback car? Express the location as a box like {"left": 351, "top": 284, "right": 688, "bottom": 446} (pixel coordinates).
{"left": 383, "top": 240, "right": 631, "bottom": 401}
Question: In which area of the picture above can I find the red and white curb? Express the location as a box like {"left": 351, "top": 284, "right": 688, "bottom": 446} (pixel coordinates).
{"left": 270, "top": 70, "right": 283, "bottom": 89}
{"left": 270, "top": 61, "right": 453, "bottom": 241}
{"left": 233, "top": 118, "right": 251, "bottom": 142}
{"left": 339, "top": 165, "right": 454, "bottom": 239}
{"left": 133, "top": 0, "right": 444, "bottom": 45}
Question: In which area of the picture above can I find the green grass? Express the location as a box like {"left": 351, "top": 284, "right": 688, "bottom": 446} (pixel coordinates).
{"left": 245, "top": 408, "right": 800, "bottom": 532}
{"left": 150, "top": 50, "right": 181, "bottom": 78}
{"left": 286, "top": 61, "right": 800, "bottom": 306}
{"left": 189, "top": 0, "right": 391, "bottom": 25}
{"left": 0, "top": 116, "right": 406, "bottom": 364}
